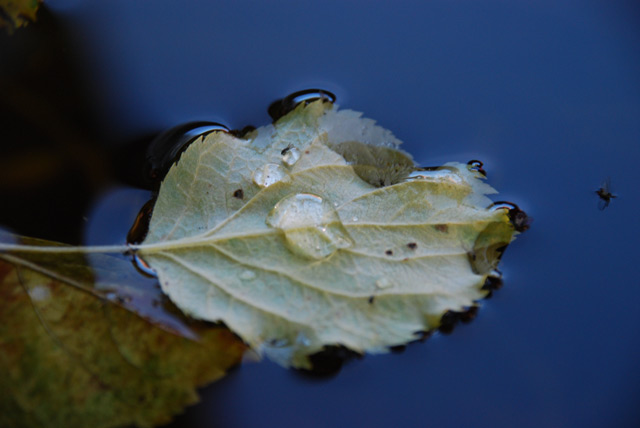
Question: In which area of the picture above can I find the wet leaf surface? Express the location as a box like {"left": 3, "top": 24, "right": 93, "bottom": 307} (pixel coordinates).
{"left": 0, "top": 239, "right": 246, "bottom": 428}
{"left": 139, "top": 100, "right": 521, "bottom": 368}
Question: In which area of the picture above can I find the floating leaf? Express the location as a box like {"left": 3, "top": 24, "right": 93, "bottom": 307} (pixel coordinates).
{"left": 0, "top": 240, "right": 246, "bottom": 428}
{"left": 138, "top": 100, "right": 521, "bottom": 368}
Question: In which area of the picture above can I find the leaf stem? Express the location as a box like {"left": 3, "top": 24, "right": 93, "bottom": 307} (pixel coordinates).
{"left": 0, "top": 243, "right": 131, "bottom": 254}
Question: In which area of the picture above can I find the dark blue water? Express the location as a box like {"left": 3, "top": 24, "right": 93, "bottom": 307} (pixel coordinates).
{"left": 5, "top": 0, "right": 640, "bottom": 426}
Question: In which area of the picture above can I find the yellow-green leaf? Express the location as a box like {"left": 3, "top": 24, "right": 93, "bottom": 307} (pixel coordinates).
{"left": 0, "top": 244, "right": 246, "bottom": 428}
{"left": 139, "top": 100, "right": 519, "bottom": 368}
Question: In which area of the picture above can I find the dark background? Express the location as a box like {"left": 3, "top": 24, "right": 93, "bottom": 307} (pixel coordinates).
{"left": 1, "top": 1, "right": 639, "bottom": 427}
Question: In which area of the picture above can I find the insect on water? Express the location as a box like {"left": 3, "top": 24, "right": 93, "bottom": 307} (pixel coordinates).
{"left": 596, "top": 177, "right": 617, "bottom": 210}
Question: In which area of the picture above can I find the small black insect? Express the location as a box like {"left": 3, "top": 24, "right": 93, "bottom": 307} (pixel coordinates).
{"left": 385, "top": 250, "right": 393, "bottom": 256}
{"left": 596, "top": 178, "right": 616, "bottom": 210}
{"left": 281, "top": 144, "right": 292, "bottom": 155}
{"left": 407, "top": 242, "right": 417, "bottom": 250}
{"left": 368, "top": 295, "right": 375, "bottom": 304}
{"left": 233, "top": 188, "right": 244, "bottom": 199}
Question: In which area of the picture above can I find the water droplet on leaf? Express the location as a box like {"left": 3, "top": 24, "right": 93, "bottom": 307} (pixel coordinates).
{"left": 281, "top": 146, "right": 301, "bottom": 166}
{"left": 28, "top": 285, "right": 51, "bottom": 302}
{"left": 404, "top": 168, "right": 463, "bottom": 184}
{"left": 240, "top": 270, "right": 256, "bottom": 280}
{"left": 252, "top": 163, "right": 289, "bottom": 188}
{"left": 266, "top": 193, "right": 353, "bottom": 259}
{"left": 375, "top": 278, "right": 394, "bottom": 289}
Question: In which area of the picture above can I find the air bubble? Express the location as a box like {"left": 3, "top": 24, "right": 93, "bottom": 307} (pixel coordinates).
{"left": 252, "top": 163, "right": 289, "bottom": 188}
{"left": 266, "top": 193, "right": 353, "bottom": 259}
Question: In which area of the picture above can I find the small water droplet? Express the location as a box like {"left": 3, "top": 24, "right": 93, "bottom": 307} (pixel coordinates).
{"left": 268, "top": 89, "right": 336, "bottom": 121}
{"left": 351, "top": 216, "right": 359, "bottom": 222}
{"left": 404, "top": 168, "right": 463, "bottom": 184}
{"left": 252, "top": 163, "right": 289, "bottom": 188}
{"left": 132, "top": 254, "right": 157, "bottom": 277}
{"left": 281, "top": 146, "right": 301, "bottom": 166}
{"left": 266, "top": 193, "right": 353, "bottom": 259}
{"left": 467, "top": 160, "right": 486, "bottom": 176}
{"left": 145, "top": 121, "right": 229, "bottom": 183}
{"left": 375, "top": 277, "right": 394, "bottom": 289}
{"left": 240, "top": 270, "right": 256, "bottom": 280}
{"left": 296, "top": 332, "right": 311, "bottom": 347}
{"left": 106, "top": 292, "right": 117, "bottom": 301}
{"left": 28, "top": 285, "right": 51, "bottom": 302}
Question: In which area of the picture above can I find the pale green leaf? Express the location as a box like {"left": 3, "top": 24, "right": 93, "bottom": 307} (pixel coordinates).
{"left": 139, "top": 101, "right": 517, "bottom": 368}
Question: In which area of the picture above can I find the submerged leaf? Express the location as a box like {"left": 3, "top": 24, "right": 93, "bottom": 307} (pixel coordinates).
{"left": 0, "top": 245, "right": 246, "bottom": 428}
{"left": 139, "top": 100, "right": 520, "bottom": 368}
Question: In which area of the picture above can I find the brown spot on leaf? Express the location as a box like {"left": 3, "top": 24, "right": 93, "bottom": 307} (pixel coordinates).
{"left": 434, "top": 224, "right": 448, "bottom": 233}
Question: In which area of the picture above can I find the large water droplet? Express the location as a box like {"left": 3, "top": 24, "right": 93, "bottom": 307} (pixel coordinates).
{"left": 281, "top": 146, "right": 301, "bottom": 166}
{"left": 266, "top": 193, "right": 353, "bottom": 260}
{"left": 252, "top": 163, "right": 290, "bottom": 188}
